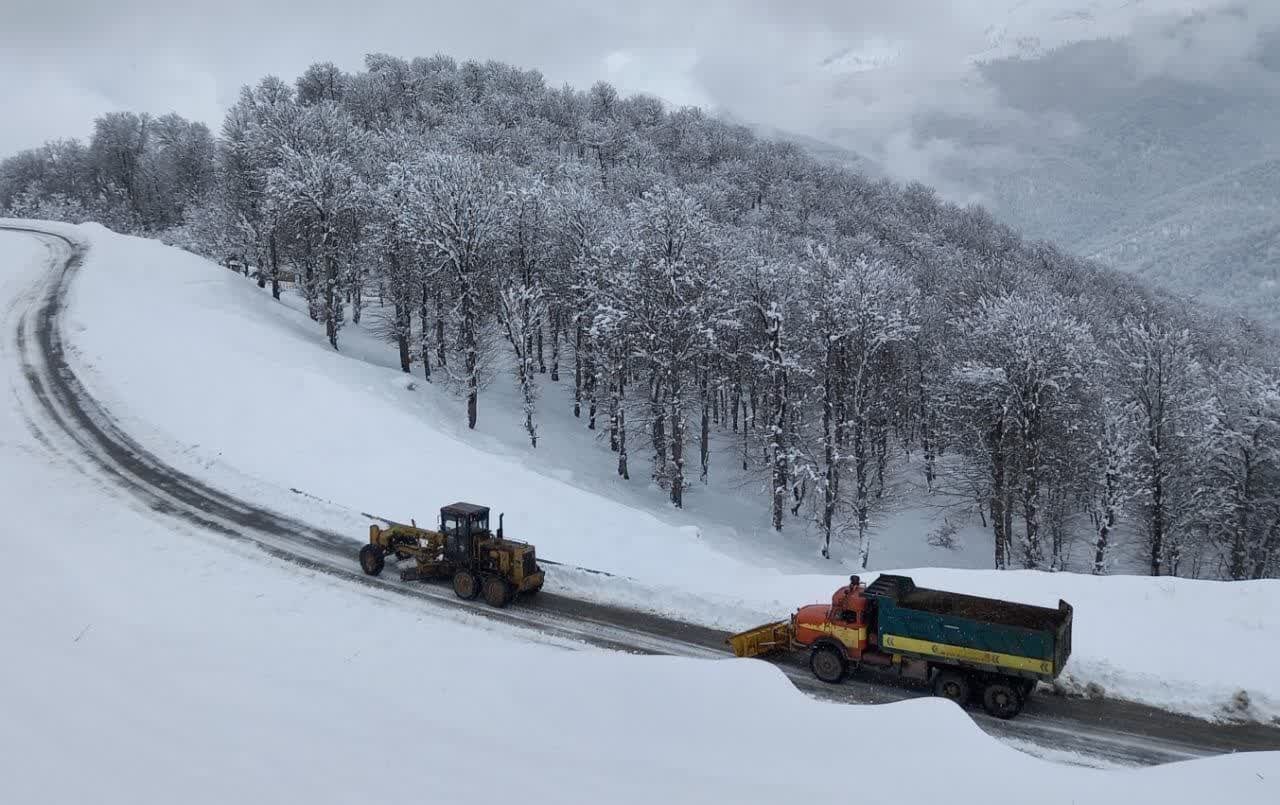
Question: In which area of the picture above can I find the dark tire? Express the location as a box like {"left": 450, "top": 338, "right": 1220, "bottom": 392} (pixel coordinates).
{"left": 453, "top": 570, "right": 479, "bottom": 600}
{"left": 483, "top": 576, "right": 513, "bottom": 608}
{"left": 933, "top": 671, "right": 971, "bottom": 706}
{"left": 809, "top": 644, "right": 847, "bottom": 684}
{"left": 982, "top": 680, "right": 1024, "bottom": 720}
{"left": 359, "top": 544, "right": 385, "bottom": 577}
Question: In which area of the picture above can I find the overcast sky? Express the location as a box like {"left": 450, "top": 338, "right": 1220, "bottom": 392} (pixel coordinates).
{"left": 2, "top": 0, "right": 1274, "bottom": 179}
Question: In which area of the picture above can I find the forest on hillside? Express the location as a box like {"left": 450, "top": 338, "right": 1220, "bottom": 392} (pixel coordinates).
{"left": 3, "top": 54, "right": 1278, "bottom": 579}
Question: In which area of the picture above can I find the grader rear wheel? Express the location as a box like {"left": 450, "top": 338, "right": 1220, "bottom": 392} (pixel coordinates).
{"left": 453, "top": 570, "right": 479, "bottom": 600}
{"left": 359, "top": 544, "right": 385, "bottom": 577}
{"left": 483, "top": 576, "right": 513, "bottom": 608}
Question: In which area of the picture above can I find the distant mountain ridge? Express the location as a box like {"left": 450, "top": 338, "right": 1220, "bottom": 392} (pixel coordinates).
{"left": 812, "top": 7, "right": 1280, "bottom": 326}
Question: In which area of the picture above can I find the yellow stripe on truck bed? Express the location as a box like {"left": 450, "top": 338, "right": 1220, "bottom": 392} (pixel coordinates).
{"left": 881, "top": 634, "right": 1052, "bottom": 675}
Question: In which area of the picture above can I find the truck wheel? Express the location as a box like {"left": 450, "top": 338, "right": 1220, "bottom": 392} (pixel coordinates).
{"left": 981, "top": 680, "right": 1024, "bottom": 720}
{"left": 483, "top": 576, "right": 512, "bottom": 608}
{"left": 809, "top": 645, "right": 846, "bottom": 684}
{"left": 359, "top": 545, "right": 385, "bottom": 577}
{"left": 933, "top": 671, "right": 971, "bottom": 705}
{"left": 453, "top": 570, "right": 479, "bottom": 600}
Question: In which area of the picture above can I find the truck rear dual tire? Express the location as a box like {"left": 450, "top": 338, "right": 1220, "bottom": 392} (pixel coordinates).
{"left": 359, "top": 545, "right": 385, "bottom": 577}
{"left": 981, "top": 680, "right": 1024, "bottom": 720}
{"left": 809, "top": 645, "right": 847, "bottom": 684}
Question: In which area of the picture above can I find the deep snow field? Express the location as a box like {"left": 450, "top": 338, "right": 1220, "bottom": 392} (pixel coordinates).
{"left": 2, "top": 222, "right": 1279, "bottom": 803}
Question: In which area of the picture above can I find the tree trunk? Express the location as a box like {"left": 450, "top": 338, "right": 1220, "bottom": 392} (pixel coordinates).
{"left": 670, "top": 379, "right": 685, "bottom": 508}
{"left": 573, "top": 323, "right": 583, "bottom": 418}
{"left": 916, "top": 346, "right": 935, "bottom": 490}
{"left": 396, "top": 300, "right": 411, "bottom": 373}
{"left": 536, "top": 318, "right": 546, "bottom": 374}
{"left": 768, "top": 310, "right": 787, "bottom": 533}
{"left": 1230, "top": 450, "right": 1253, "bottom": 580}
{"left": 323, "top": 248, "right": 339, "bottom": 349}
{"left": 435, "top": 287, "right": 448, "bottom": 369}
{"left": 821, "top": 349, "right": 837, "bottom": 559}
{"left": 650, "top": 371, "right": 667, "bottom": 484}
{"left": 615, "top": 355, "right": 629, "bottom": 479}
{"left": 269, "top": 230, "right": 281, "bottom": 300}
{"left": 990, "top": 417, "right": 1008, "bottom": 570}
{"left": 419, "top": 281, "right": 432, "bottom": 382}
{"left": 351, "top": 265, "right": 363, "bottom": 325}
{"left": 699, "top": 364, "right": 710, "bottom": 484}
{"left": 461, "top": 272, "right": 478, "bottom": 430}
{"left": 586, "top": 350, "right": 598, "bottom": 430}
{"left": 550, "top": 310, "right": 561, "bottom": 382}
{"left": 389, "top": 254, "right": 410, "bottom": 373}
{"left": 854, "top": 416, "right": 871, "bottom": 568}
{"left": 1150, "top": 456, "right": 1165, "bottom": 576}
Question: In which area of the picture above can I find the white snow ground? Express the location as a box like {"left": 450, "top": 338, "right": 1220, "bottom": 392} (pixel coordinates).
{"left": 3, "top": 225, "right": 1280, "bottom": 804}
{"left": 40, "top": 222, "right": 1280, "bottom": 725}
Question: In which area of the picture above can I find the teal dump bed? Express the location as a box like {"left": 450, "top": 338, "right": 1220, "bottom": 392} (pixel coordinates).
{"left": 865, "top": 575, "right": 1073, "bottom": 681}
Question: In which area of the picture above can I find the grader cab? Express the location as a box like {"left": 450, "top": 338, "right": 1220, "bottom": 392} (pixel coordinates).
{"left": 358, "top": 502, "right": 544, "bottom": 608}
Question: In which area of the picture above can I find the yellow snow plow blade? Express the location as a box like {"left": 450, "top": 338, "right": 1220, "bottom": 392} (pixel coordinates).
{"left": 727, "top": 620, "right": 793, "bottom": 658}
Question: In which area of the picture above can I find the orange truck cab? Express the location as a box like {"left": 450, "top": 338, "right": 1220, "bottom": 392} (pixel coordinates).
{"left": 792, "top": 575, "right": 930, "bottom": 686}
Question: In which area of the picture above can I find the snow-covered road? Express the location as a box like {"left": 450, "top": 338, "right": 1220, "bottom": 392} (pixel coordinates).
{"left": 3, "top": 221, "right": 1278, "bottom": 776}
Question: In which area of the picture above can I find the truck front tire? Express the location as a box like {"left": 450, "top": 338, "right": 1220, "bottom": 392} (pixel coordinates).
{"left": 809, "top": 645, "right": 847, "bottom": 684}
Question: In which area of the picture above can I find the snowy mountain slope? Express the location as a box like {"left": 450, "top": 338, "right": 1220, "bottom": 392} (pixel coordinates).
{"left": 30, "top": 221, "right": 1280, "bottom": 723}
{"left": 3, "top": 226, "right": 1279, "bottom": 803}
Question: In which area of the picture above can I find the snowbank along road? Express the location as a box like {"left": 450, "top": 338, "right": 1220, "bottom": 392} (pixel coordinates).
{"left": 5, "top": 222, "right": 1279, "bottom": 768}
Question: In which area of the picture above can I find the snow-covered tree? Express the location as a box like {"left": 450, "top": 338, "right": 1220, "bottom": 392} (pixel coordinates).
{"left": 946, "top": 289, "right": 1095, "bottom": 569}
{"left": 416, "top": 152, "right": 502, "bottom": 429}
{"left": 266, "top": 102, "right": 366, "bottom": 348}
{"left": 1112, "top": 314, "right": 1207, "bottom": 576}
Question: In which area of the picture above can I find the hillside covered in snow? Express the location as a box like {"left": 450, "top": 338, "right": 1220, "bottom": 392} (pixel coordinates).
{"left": 3, "top": 52, "right": 1278, "bottom": 585}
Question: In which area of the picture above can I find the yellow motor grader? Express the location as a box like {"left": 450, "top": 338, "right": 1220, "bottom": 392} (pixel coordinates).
{"left": 359, "top": 502, "right": 544, "bottom": 608}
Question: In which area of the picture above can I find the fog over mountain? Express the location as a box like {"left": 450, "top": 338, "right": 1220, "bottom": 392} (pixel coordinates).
{"left": 4, "top": 1, "right": 1276, "bottom": 321}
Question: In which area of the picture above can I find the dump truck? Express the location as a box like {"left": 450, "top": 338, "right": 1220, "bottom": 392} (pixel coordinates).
{"left": 729, "top": 574, "right": 1072, "bottom": 719}
{"left": 358, "top": 502, "right": 544, "bottom": 608}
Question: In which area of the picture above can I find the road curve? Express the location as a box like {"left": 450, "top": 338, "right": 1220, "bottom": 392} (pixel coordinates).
{"left": 6, "top": 223, "right": 1279, "bottom": 768}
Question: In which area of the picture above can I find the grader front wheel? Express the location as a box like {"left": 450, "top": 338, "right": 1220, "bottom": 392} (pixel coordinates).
{"left": 359, "top": 545, "right": 385, "bottom": 577}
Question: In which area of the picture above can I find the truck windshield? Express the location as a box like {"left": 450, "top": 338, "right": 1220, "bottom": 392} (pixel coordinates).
{"left": 473, "top": 515, "right": 488, "bottom": 533}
